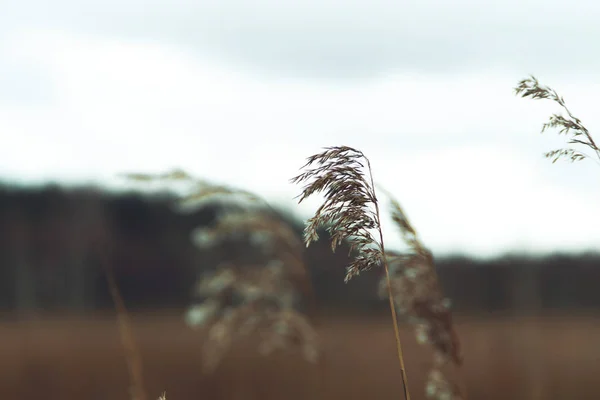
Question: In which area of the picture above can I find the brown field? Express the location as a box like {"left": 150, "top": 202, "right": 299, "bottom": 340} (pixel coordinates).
{"left": 1, "top": 312, "right": 598, "bottom": 400}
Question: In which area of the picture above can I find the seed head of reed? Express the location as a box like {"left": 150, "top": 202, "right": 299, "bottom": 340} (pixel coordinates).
{"left": 185, "top": 209, "right": 320, "bottom": 372}
{"left": 187, "top": 257, "right": 320, "bottom": 372}
{"left": 514, "top": 75, "right": 600, "bottom": 164}
{"left": 123, "top": 169, "right": 320, "bottom": 373}
{"left": 291, "top": 145, "right": 413, "bottom": 399}
{"left": 290, "top": 146, "right": 386, "bottom": 282}
{"left": 376, "top": 189, "right": 464, "bottom": 400}
{"left": 377, "top": 189, "right": 462, "bottom": 368}
{"left": 291, "top": 146, "right": 465, "bottom": 400}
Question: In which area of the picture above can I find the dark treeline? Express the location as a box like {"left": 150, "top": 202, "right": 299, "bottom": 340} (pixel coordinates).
{"left": 0, "top": 182, "right": 599, "bottom": 317}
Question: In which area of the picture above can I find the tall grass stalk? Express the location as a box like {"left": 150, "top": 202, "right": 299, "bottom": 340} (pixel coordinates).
{"left": 291, "top": 146, "right": 411, "bottom": 399}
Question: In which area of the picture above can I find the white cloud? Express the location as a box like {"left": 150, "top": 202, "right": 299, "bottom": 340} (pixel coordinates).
{"left": 1, "top": 29, "right": 600, "bottom": 257}
{"left": 3, "top": 0, "right": 600, "bottom": 79}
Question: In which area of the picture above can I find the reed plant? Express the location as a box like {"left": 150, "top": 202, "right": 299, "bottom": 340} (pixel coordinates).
{"left": 125, "top": 169, "right": 321, "bottom": 373}
{"left": 291, "top": 146, "right": 464, "bottom": 400}
{"left": 514, "top": 75, "right": 599, "bottom": 164}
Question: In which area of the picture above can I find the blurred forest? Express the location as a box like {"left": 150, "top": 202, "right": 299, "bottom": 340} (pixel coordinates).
{"left": 1, "top": 181, "right": 598, "bottom": 318}
{"left": 3, "top": 182, "right": 600, "bottom": 400}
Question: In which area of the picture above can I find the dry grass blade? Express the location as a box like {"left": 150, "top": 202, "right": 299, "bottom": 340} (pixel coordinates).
{"left": 104, "top": 263, "right": 148, "bottom": 400}
{"left": 291, "top": 145, "right": 411, "bottom": 400}
{"left": 94, "top": 196, "right": 147, "bottom": 400}
{"left": 514, "top": 75, "right": 600, "bottom": 164}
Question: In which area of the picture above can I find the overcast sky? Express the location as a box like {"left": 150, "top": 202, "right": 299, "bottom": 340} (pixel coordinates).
{"left": 1, "top": 0, "right": 600, "bottom": 257}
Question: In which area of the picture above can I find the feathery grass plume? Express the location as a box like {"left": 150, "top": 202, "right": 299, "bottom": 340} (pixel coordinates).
{"left": 291, "top": 145, "right": 412, "bottom": 400}
{"left": 192, "top": 263, "right": 320, "bottom": 372}
{"left": 122, "top": 168, "right": 265, "bottom": 212}
{"left": 187, "top": 221, "right": 320, "bottom": 372}
{"left": 188, "top": 211, "right": 320, "bottom": 373}
{"left": 514, "top": 75, "right": 600, "bottom": 164}
{"left": 377, "top": 187, "right": 464, "bottom": 400}
{"left": 124, "top": 169, "right": 320, "bottom": 373}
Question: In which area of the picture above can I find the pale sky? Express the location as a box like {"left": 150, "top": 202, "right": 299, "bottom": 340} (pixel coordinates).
{"left": 1, "top": 0, "right": 600, "bottom": 257}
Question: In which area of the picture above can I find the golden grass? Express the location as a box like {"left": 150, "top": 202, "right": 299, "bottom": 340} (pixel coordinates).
{"left": 1, "top": 312, "right": 599, "bottom": 400}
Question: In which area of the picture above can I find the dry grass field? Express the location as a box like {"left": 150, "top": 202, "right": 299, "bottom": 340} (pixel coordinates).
{"left": 1, "top": 312, "right": 598, "bottom": 400}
